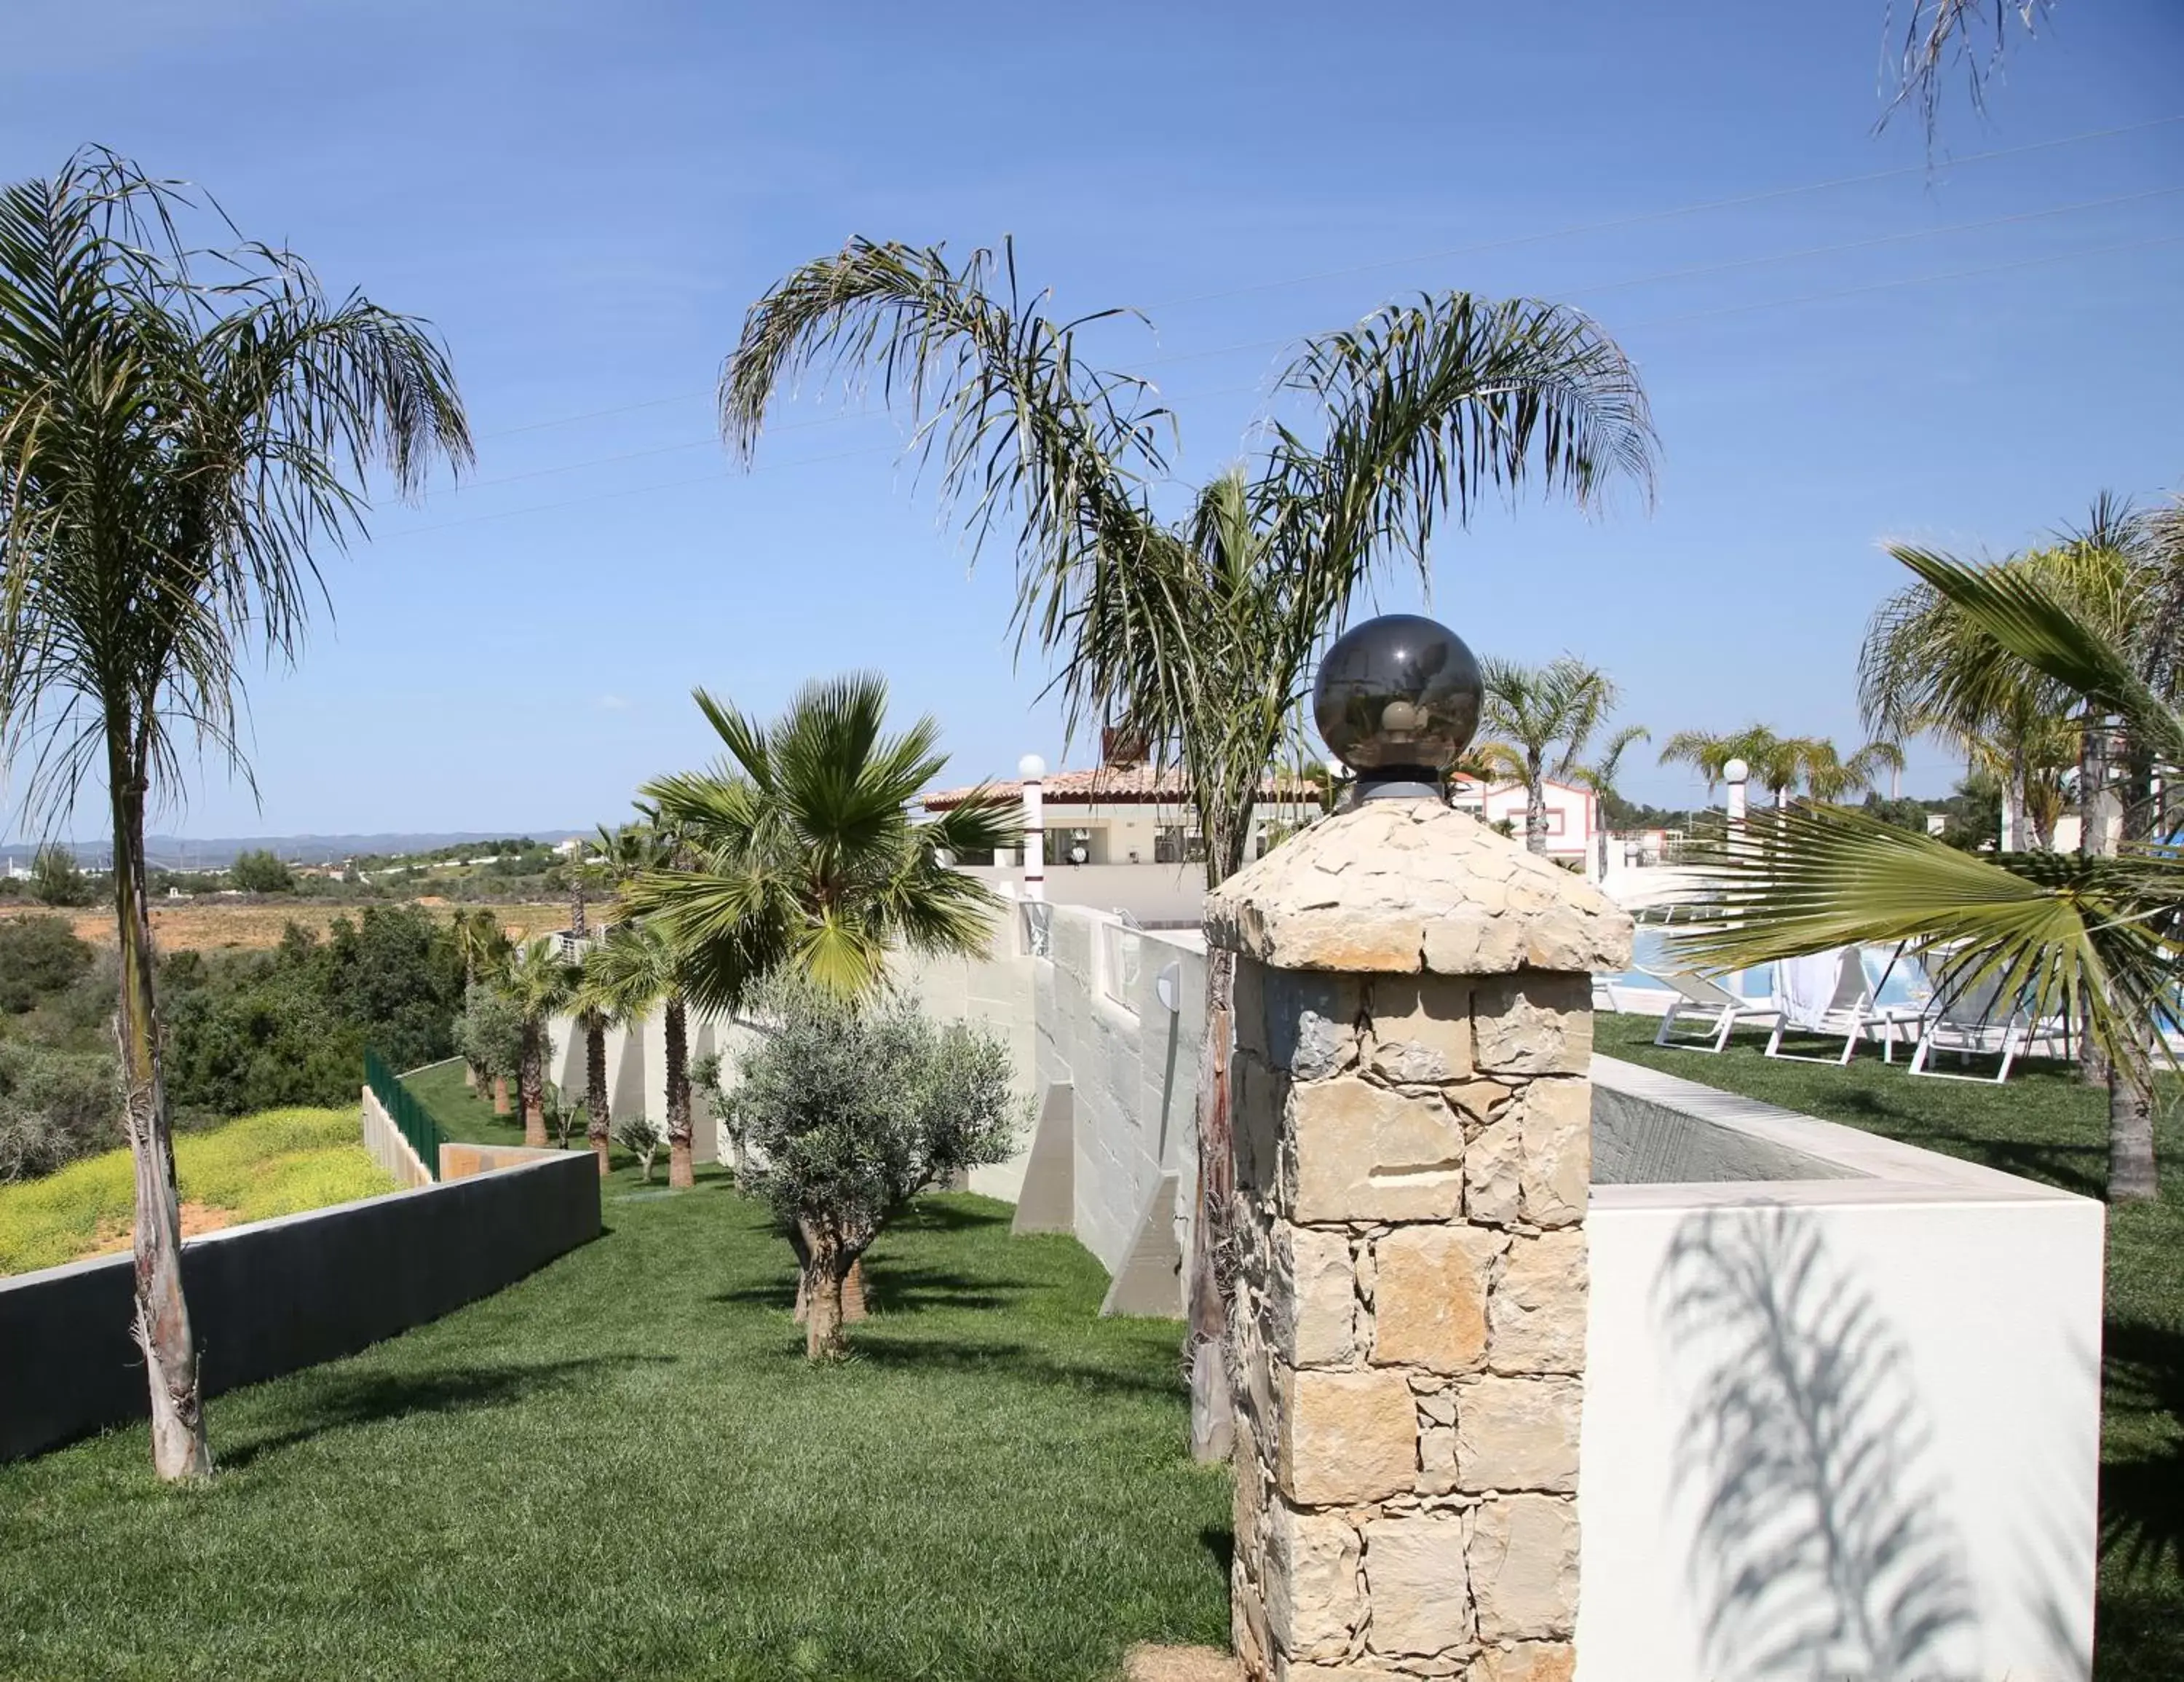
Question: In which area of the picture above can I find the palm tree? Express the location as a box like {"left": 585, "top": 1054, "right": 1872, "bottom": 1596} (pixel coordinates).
{"left": 451, "top": 907, "right": 511, "bottom": 1089}
{"left": 0, "top": 151, "right": 467, "bottom": 1480}
{"left": 719, "top": 238, "right": 1658, "bottom": 1457}
{"left": 499, "top": 938, "right": 580, "bottom": 1150}
{"left": 623, "top": 676, "right": 1021, "bottom": 1008}
{"left": 565, "top": 819, "right": 664, "bottom": 1168}
{"left": 1572, "top": 722, "right": 1651, "bottom": 878}
{"left": 579, "top": 918, "right": 698, "bottom": 1187}
{"left": 1476, "top": 656, "right": 1622, "bottom": 855}
{"left": 1679, "top": 546, "right": 2183, "bottom": 1202}
{"left": 1861, "top": 537, "right": 2144, "bottom": 850}
{"left": 1660, "top": 725, "right": 1896, "bottom": 808}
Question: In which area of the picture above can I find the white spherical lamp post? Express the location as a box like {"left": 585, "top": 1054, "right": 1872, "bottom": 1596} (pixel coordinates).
{"left": 1722, "top": 756, "right": 1750, "bottom": 828}
{"left": 1018, "top": 754, "right": 1047, "bottom": 902}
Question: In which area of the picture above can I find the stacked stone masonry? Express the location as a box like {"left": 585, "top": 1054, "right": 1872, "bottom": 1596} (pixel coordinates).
{"left": 1209, "top": 800, "right": 1628, "bottom": 1682}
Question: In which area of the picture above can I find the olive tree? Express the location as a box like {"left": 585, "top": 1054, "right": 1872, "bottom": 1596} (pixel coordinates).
{"left": 735, "top": 989, "right": 1020, "bottom": 1359}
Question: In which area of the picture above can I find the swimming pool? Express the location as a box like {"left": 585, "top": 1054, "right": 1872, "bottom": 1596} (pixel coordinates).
{"left": 1601, "top": 929, "right": 1929, "bottom": 1008}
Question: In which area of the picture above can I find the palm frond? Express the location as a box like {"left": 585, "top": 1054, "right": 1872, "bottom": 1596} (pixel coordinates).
{"left": 1671, "top": 805, "right": 2182, "bottom": 1087}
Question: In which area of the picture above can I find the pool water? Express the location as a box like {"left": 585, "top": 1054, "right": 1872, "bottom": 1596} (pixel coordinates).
{"left": 1602, "top": 929, "right": 1929, "bottom": 1008}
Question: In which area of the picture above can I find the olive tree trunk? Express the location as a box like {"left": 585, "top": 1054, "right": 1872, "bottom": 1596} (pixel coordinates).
{"left": 109, "top": 727, "right": 211, "bottom": 1481}
{"left": 492, "top": 1075, "right": 510, "bottom": 1116}
{"left": 665, "top": 995, "right": 694, "bottom": 1189}
{"left": 584, "top": 1009, "right": 611, "bottom": 1177}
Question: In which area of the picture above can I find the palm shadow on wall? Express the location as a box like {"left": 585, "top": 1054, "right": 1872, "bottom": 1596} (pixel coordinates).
{"left": 1655, "top": 1206, "right": 1977, "bottom": 1681}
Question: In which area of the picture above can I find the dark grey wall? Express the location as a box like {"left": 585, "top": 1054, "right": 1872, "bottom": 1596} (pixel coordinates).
{"left": 1, "top": 1152, "right": 599, "bottom": 1461}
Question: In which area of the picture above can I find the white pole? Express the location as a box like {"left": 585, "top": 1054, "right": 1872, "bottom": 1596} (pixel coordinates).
{"left": 1723, "top": 757, "right": 1749, "bottom": 831}
{"left": 1018, "top": 754, "right": 1046, "bottom": 903}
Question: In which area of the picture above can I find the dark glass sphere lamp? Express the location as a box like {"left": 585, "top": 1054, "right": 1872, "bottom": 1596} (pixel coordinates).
{"left": 1312, "top": 613, "right": 1483, "bottom": 801}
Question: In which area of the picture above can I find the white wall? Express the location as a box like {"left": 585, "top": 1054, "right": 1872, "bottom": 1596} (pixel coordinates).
{"left": 901, "top": 896, "right": 1205, "bottom": 1300}
{"left": 1578, "top": 1056, "right": 2103, "bottom": 1682}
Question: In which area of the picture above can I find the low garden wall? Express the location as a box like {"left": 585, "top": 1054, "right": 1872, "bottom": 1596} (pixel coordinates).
{"left": 898, "top": 898, "right": 2107, "bottom": 1677}
{"left": 0, "top": 1148, "right": 599, "bottom": 1461}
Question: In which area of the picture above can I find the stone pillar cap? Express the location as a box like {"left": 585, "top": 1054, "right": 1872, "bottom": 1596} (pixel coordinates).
{"left": 1205, "top": 800, "right": 1632, "bottom": 976}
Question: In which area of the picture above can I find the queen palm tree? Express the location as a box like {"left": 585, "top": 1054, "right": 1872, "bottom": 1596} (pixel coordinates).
{"left": 0, "top": 151, "right": 468, "bottom": 1480}
{"left": 1476, "top": 657, "right": 1624, "bottom": 855}
{"left": 1572, "top": 722, "right": 1652, "bottom": 877}
{"left": 579, "top": 918, "right": 699, "bottom": 1187}
{"left": 623, "top": 676, "right": 1020, "bottom": 1008}
{"left": 720, "top": 237, "right": 1658, "bottom": 1456}
{"left": 499, "top": 938, "right": 580, "bottom": 1150}
{"left": 1659, "top": 725, "right": 1897, "bottom": 808}
{"left": 1680, "top": 546, "right": 2183, "bottom": 1202}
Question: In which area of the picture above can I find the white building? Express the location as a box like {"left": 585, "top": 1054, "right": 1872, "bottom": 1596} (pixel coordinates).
{"left": 1447, "top": 773, "right": 1602, "bottom": 869}
{"left": 920, "top": 761, "right": 1324, "bottom": 925}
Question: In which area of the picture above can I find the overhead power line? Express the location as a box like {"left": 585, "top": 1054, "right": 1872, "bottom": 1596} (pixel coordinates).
{"left": 369, "top": 224, "right": 2184, "bottom": 546}
{"left": 437, "top": 183, "right": 2184, "bottom": 499}
{"left": 468, "top": 111, "right": 2184, "bottom": 445}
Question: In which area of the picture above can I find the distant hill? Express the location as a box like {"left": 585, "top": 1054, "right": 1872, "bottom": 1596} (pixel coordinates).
{"left": 0, "top": 831, "right": 590, "bottom": 871}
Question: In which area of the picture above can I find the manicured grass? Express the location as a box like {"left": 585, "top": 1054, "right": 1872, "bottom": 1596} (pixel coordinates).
{"left": 404, "top": 1056, "right": 533, "bottom": 1148}
{"left": 0, "top": 1177, "right": 1230, "bottom": 1681}
{"left": 0, "top": 1107, "right": 395, "bottom": 1276}
{"left": 1596, "top": 1011, "right": 2184, "bottom": 1682}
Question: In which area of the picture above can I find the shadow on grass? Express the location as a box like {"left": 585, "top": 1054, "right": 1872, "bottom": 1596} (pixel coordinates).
{"left": 220, "top": 1355, "right": 673, "bottom": 1470}
{"left": 849, "top": 1335, "right": 1182, "bottom": 1402}
{"left": 2103, "top": 1321, "right": 2184, "bottom": 1584}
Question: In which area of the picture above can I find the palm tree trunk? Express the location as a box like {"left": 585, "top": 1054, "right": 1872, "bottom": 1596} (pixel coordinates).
{"left": 519, "top": 1025, "right": 547, "bottom": 1148}
{"left": 665, "top": 995, "right": 694, "bottom": 1189}
{"left": 2108, "top": 1061, "right": 2158, "bottom": 1202}
{"left": 1525, "top": 770, "right": 1548, "bottom": 855}
{"left": 570, "top": 878, "right": 586, "bottom": 941}
{"left": 108, "top": 726, "right": 210, "bottom": 1481}
{"left": 2077, "top": 720, "right": 2113, "bottom": 1086}
{"left": 584, "top": 1010, "right": 610, "bottom": 1177}
{"left": 1186, "top": 943, "right": 1237, "bottom": 1464}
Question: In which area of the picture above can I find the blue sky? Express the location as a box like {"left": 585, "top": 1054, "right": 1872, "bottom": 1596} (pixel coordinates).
{"left": 4, "top": 0, "right": 2181, "bottom": 840}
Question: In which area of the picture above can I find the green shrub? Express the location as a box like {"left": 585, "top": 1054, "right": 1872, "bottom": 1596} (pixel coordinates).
{"left": 229, "top": 849, "right": 296, "bottom": 893}
{"left": 0, "top": 1041, "right": 119, "bottom": 1181}
{"left": 0, "top": 915, "right": 95, "bottom": 1012}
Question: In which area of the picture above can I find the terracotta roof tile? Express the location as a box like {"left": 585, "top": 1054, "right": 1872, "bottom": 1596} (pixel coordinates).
{"left": 921, "top": 765, "right": 1320, "bottom": 810}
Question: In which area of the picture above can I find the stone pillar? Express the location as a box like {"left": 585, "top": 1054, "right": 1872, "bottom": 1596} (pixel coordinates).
{"left": 1207, "top": 798, "right": 1631, "bottom": 1682}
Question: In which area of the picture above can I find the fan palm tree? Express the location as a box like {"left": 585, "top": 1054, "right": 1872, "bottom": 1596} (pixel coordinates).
{"left": 565, "top": 818, "right": 666, "bottom": 1166}
{"left": 1678, "top": 546, "right": 2183, "bottom": 1202}
{"left": 0, "top": 151, "right": 468, "bottom": 1480}
{"left": 719, "top": 237, "right": 1658, "bottom": 1457}
{"left": 1475, "top": 657, "right": 1623, "bottom": 855}
{"left": 579, "top": 918, "right": 699, "bottom": 1187}
{"left": 499, "top": 938, "right": 581, "bottom": 1150}
{"left": 1861, "top": 535, "right": 2148, "bottom": 850}
{"left": 623, "top": 676, "right": 1022, "bottom": 1008}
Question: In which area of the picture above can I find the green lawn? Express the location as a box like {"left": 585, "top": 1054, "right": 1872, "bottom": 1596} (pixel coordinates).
{"left": 1596, "top": 1011, "right": 2184, "bottom": 1682}
{"left": 0, "top": 1177, "right": 1230, "bottom": 1681}
{"left": 404, "top": 1056, "right": 535, "bottom": 1148}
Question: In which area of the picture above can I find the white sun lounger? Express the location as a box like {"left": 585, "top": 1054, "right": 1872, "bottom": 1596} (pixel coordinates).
{"left": 1907, "top": 965, "right": 2057, "bottom": 1084}
{"left": 1649, "top": 970, "right": 1781, "bottom": 1054}
{"left": 1763, "top": 946, "right": 1926, "bottom": 1067}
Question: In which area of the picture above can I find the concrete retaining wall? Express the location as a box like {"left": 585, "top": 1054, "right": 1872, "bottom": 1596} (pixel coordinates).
{"left": 360, "top": 1083, "right": 432, "bottom": 1188}
{"left": 0, "top": 1150, "right": 600, "bottom": 1461}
